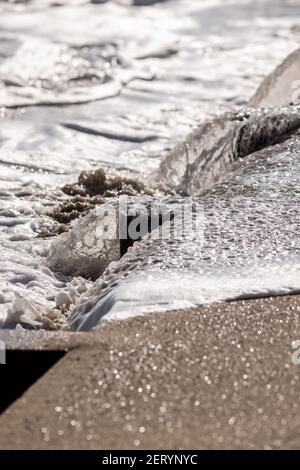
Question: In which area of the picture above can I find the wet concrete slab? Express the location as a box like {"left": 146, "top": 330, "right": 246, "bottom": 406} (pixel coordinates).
{"left": 0, "top": 295, "right": 300, "bottom": 449}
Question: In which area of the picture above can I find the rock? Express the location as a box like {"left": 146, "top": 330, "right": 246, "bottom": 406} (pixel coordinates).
{"left": 250, "top": 48, "right": 300, "bottom": 107}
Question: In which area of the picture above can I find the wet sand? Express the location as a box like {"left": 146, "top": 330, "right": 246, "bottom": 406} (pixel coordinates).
{"left": 1, "top": 295, "right": 300, "bottom": 449}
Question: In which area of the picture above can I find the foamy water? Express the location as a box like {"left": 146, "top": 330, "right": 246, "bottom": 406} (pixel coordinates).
{"left": 0, "top": 0, "right": 299, "bottom": 329}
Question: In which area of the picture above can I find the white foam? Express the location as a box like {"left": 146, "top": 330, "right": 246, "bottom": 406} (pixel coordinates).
{"left": 71, "top": 263, "right": 300, "bottom": 330}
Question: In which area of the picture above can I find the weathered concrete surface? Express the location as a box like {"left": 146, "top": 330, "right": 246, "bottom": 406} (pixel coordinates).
{"left": 1, "top": 295, "right": 300, "bottom": 449}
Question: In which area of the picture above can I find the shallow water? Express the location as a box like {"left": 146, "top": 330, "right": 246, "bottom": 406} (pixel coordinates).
{"left": 0, "top": 0, "right": 299, "bottom": 329}
{"left": 67, "top": 129, "right": 300, "bottom": 330}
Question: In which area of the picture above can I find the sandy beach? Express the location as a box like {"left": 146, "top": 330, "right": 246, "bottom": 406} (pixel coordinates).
{"left": 1, "top": 294, "right": 300, "bottom": 449}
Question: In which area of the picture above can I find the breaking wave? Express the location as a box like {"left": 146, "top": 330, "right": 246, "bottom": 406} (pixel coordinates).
{"left": 1, "top": 0, "right": 300, "bottom": 330}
